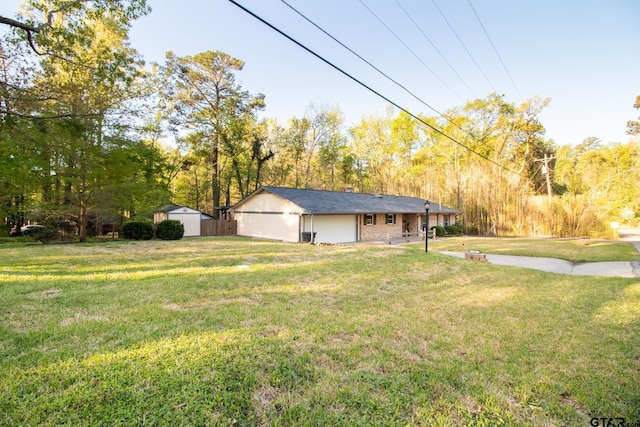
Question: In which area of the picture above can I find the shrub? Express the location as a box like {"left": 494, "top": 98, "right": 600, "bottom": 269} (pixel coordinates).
{"left": 0, "top": 225, "right": 11, "bottom": 237}
{"left": 465, "top": 225, "right": 479, "bottom": 235}
{"left": 445, "top": 224, "right": 463, "bottom": 235}
{"left": 122, "top": 221, "right": 154, "bottom": 240}
{"left": 432, "top": 225, "right": 446, "bottom": 237}
{"left": 155, "top": 220, "right": 184, "bottom": 240}
{"left": 22, "top": 226, "right": 60, "bottom": 244}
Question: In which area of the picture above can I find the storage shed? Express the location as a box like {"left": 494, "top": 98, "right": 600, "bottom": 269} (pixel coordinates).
{"left": 153, "top": 205, "right": 213, "bottom": 237}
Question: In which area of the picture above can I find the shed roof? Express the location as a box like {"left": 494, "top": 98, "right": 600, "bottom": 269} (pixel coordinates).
{"left": 155, "top": 204, "right": 181, "bottom": 213}
{"left": 155, "top": 205, "right": 213, "bottom": 218}
{"left": 234, "top": 186, "right": 461, "bottom": 215}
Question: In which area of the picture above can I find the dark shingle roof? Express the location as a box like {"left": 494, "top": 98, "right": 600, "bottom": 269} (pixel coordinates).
{"left": 155, "top": 204, "right": 181, "bottom": 213}
{"left": 240, "top": 186, "right": 460, "bottom": 215}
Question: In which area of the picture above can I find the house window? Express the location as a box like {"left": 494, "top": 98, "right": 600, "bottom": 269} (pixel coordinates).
{"left": 386, "top": 214, "right": 396, "bottom": 224}
{"left": 364, "top": 214, "right": 376, "bottom": 225}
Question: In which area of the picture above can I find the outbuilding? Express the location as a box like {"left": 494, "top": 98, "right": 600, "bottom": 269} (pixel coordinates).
{"left": 153, "top": 205, "right": 213, "bottom": 237}
{"left": 231, "top": 186, "right": 461, "bottom": 244}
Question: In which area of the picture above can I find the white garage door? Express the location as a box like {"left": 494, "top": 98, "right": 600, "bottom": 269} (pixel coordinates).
{"left": 305, "top": 215, "right": 357, "bottom": 244}
{"left": 168, "top": 213, "right": 200, "bottom": 237}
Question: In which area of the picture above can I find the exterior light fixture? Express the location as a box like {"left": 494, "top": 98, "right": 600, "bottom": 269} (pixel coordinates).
{"left": 424, "top": 200, "right": 430, "bottom": 253}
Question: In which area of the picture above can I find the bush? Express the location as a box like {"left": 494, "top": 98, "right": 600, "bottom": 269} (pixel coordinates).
{"left": 0, "top": 225, "right": 11, "bottom": 237}
{"left": 22, "top": 226, "right": 60, "bottom": 244}
{"left": 122, "top": 221, "right": 154, "bottom": 240}
{"left": 465, "top": 225, "right": 479, "bottom": 235}
{"left": 445, "top": 224, "right": 463, "bottom": 235}
{"left": 155, "top": 220, "right": 184, "bottom": 240}
{"left": 432, "top": 225, "right": 446, "bottom": 237}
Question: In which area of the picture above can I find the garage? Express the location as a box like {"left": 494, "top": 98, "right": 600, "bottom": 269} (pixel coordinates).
{"left": 303, "top": 215, "right": 357, "bottom": 244}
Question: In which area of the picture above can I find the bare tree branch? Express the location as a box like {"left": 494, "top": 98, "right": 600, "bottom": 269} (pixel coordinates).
{"left": 0, "top": 108, "right": 101, "bottom": 120}
{"left": 1, "top": 1, "right": 90, "bottom": 30}
{"left": 0, "top": 1, "right": 91, "bottom": 55}
{"left": 0, "top": 15, "right": 41, "bottom": 32}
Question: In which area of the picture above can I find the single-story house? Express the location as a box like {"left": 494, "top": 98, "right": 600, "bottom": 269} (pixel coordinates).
{"left": 154, "top": 205, "right": 213, "bottom": 237}
{"left": 231, "top": 186, "right": 461, "bottom": 244}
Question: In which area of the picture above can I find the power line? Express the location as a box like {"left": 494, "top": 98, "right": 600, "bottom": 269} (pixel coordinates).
{"left": 226, "top": 0, "right": 522, "bottom": 177}
{"left": 466, "top": 0, "right": 523, "bottom": 101}
{"left": 279, "top": 0, "right": 470, "bottom": 137}
{"left": 430, "top": 0, "right": 497, "bottom": 94}
{"left": 356, "top": 0, "right": 464, "bottom": 102}
{"left": 393, "top": 0, "right": 477, "bottom": 99}
{"left": 280, "top": 0, "right": 518, "bottom": 164}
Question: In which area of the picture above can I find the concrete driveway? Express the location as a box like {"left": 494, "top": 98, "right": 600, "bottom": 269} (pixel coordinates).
{"left": 440, "top": 251, "right": 640, "bottom": 278}
{"left": 439, "top": 227, "right": 640, "bottom": 278}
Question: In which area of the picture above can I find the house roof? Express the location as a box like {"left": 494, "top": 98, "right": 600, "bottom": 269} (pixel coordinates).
{"left": 234, "top": 186, "right": 461, "bottom": 215}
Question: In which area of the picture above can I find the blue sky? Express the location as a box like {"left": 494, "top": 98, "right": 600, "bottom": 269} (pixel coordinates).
{"left": 3, "top": 0, "right": 639, "bottom": 145}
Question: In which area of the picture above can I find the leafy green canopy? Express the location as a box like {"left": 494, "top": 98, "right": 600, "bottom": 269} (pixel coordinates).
{"left": 0, "top": 0, "right": 172, "bottom": 240}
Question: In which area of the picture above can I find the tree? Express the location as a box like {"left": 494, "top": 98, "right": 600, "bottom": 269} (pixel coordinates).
{"left": 2, "top": 0, "right": 153, "bottom": 241}
{"left": 1, "top": 0, "right": 149, "bottom": 59}
{"left": 317, "top": 133, "right": 347, "bottom": 191}
{"left": 349, "top": 113, "right": 389, "bottom": 193}
{"left": 553, "top": 139, "right": 640, "bottom": 234}
{"left": 299, "top": 103, "right": 341, "bottom": 188}
{"left": 162, "top": 50, "right": 264, "bottom": 217}
{"left": 0, "top": 40, "right": 44, "bottom": 232}
{"left": 314, "top": 107, "right": 345, "bottom": 191}
{"left": 626, "top": 95, "right": 640, "bottom": 136}
{"left": 221, "top": 112, "right": 272, "bottom": 201}
{"left": 278, "top": 117, "right": 310, "bottom": 188}
{"left": 171, "top": 152, "right": 210, "bottom": 212}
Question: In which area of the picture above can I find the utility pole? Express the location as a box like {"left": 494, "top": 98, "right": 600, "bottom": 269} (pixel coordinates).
{"left": 543, "top": 153, "right": 554, "bottom": 207}
{"left": 535, "top": 154, "right": 556, "bottom": 236}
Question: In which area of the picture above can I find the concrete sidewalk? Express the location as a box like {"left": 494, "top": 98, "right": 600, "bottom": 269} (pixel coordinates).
{"left": 439, "top": 251, "right": 640, "bottom": 278}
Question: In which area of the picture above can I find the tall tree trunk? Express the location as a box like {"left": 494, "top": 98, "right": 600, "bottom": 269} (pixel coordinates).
{"left": 232, "top": 157, "right": 245, "bottom": 198}
{"left": 79, "top": 184, "right": 87, "bottom": 243}
{"left": 194, "top": 167, "right": 199, "bottom": 211}
{"left": 211, "top": 147, "right": 220, "bottom": 219}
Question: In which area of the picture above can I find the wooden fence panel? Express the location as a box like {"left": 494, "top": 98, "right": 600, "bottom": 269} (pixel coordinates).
{"left": 201, "top": 219, "right": 237, "bottom": 236}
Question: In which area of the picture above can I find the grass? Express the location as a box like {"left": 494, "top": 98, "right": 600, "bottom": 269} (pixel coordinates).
{"left": 429, "top": 236, "right": 639, "bottom": 262}
{"left": 1, "top": 237, "right": 639, "bottom": 426}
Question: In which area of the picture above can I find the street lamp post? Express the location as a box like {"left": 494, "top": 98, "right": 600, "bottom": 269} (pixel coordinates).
{"left": 424, "top": 200, "right": 430, "bottom": 253}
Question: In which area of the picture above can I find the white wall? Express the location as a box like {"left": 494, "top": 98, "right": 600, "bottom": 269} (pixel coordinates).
{"left": 234, "top": 192, "right": 304, "bottom": 242}
{"left": 236, "top": 212, "right": 300, "bottom": 242}
{"left": 240, "top": 193, "right": 302, "bottom": 213}
{"left": 167, "top": 213, "right": 200, "bottom": 237}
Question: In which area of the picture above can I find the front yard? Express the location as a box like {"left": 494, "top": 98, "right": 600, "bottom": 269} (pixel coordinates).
{"left": 1, "top": 237, "right": 638, "bottom": 425}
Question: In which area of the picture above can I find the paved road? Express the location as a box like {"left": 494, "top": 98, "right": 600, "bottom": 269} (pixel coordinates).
{"left": 439, "top": 227, "right": 640, "bottom": 278}
{"left": 619, "top": 226, "right": 640, "bottom": 252}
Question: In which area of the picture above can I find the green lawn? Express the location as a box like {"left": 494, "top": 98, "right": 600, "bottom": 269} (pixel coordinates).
{"left": 429, "top": 236, "right": 639, "bottom": 262}
{"left": 1, "top": 237, "right": 639, "bottom": 426}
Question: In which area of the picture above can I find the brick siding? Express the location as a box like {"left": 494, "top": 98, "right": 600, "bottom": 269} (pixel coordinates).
{"left": 359, "top": 214, "right": 404, "bottom": 242}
